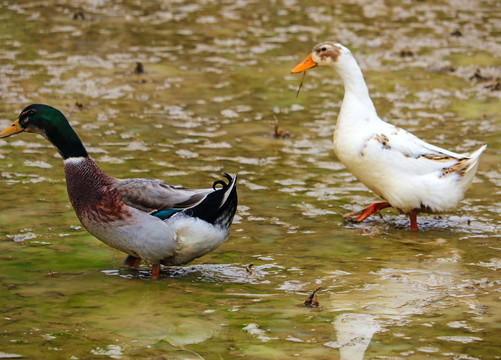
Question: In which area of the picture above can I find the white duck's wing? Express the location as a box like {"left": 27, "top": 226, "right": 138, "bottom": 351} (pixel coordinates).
{"left": 114, "top": 178, "right": 213, "bottom": 212}
{"left": 362, "top": 121, "right": 486, "bottom": 177}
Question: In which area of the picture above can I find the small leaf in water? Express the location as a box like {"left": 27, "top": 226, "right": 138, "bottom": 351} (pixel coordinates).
{"left": 304, "top": 285, "right": 321, "bottom": 308}
{"left": 270, "top": 116, "right": 291, "bottom": 139}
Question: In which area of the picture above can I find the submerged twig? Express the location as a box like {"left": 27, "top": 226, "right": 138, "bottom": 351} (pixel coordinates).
{"left": 246, "top": 263, "right": 254, "bottom": 274}
{"left": 296, "top": 71, "right": 307, "bottom": 98}
{"left": 304, "top": 285, "right": 321, "bottom": 308}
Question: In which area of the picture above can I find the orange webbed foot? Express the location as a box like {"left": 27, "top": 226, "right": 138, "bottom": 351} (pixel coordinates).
{"left": 344, "top": 202, "right": 392, "bottom": 222}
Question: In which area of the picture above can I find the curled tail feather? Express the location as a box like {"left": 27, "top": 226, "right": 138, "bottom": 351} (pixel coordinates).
{"left": 183, "top": 173, "right": 238, "bottom": 228}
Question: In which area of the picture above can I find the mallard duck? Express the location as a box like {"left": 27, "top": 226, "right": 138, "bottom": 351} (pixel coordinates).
{"left": 291, "top": 42, "right": 486, "bottom": 230}
{"left": 0, "top": 104, "right": 238, "bottom": 277}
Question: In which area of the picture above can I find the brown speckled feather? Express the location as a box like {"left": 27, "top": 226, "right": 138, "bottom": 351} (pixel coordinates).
{"left": 64, "top": 157, "right": 130, "bottom": 223}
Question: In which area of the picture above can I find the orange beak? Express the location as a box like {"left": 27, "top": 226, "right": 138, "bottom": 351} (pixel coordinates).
{"left": 291, "top": 54, "right": 318, "bottom": 74}
{"left": 0, "top": 119, "right": 24, "bottom": 138}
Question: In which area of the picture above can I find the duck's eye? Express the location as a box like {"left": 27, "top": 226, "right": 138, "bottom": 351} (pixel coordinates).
{"left": 27, "top": 109, "right": 36, "bottom": 117}
{"left": 321, "top": 47, "right": 327, "bottom": 52}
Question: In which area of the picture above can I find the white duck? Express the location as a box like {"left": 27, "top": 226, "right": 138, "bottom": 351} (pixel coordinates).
{"left": 291, "top": 42, "right": 486, "bottom": 230}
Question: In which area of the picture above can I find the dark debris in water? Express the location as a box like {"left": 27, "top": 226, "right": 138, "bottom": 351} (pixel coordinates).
{"left": 304, "top": 285, "right": 321, "bottom": 308}
{"left": 399, "top": 50, "right": 414, "bottom": 58}
{"left": 269, "top": 116, "right": 291, "bottom": 139}
{"left": 482, "top": 113, "right": 498, "bottom": 119}
{"left": 450, "top": 29, "right": 463, "bottom": 37}
{"left": 134, "top": 62, "right": 145, "bottom": 75}
{"left": 469, "top": 68, "right": 492, "bottom": 82}
{"left": 73, "top": 10, "right": 86, "bottom": 21}
{"left": 485, "top": 81, "right": 501, "bottom": 91}
{"left": 246, "top": 263, "right": 255, "bottom": 274}
{"left": 427, "top": 66, "right": 456, "bottom": 73}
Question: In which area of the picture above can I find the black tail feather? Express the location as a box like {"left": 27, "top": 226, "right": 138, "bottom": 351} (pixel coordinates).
{"left": 212, "top": 173, "right": 232, "bottom": 190}
{"left": 183, "top": 173, "right": 238, "bottom": 228}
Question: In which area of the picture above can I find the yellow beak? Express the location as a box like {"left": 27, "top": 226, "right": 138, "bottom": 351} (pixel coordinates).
{"left": 0, "top": 119, "right": 24, "bottom": 138}
{"left": 291, "top": 54, "right": 318, "bottom": 73}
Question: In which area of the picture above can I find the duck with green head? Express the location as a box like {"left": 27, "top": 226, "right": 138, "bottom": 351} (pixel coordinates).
{"left": 0, "top": 104, "right": 238, "bottom": 278}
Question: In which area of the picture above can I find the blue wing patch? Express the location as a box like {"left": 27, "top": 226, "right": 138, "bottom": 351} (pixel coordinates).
{"left": 150, "top": 209, "right": 181, "bottom": 220}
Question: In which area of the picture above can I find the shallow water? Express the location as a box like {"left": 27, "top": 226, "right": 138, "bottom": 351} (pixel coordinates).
{"left": 0, "top": 0, "right": 500, "bottom": 359}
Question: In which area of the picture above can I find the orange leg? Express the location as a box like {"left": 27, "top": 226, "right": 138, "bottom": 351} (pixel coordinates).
{"left": 123, "top": 255, "right": 141, "bottom": 268}
{"left": 409, "top": 210, "right": 419, "bottom": 231}
{"left": 344, "top": 202, "right": 392, "bottom": 222}
{"left": 151, "top": 264, "right": 161, "bottom": 279}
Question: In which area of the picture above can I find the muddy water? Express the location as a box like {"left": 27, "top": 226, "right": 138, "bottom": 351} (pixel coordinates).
{"left": 0, "top": 0, "right": 500, "bottom": 359}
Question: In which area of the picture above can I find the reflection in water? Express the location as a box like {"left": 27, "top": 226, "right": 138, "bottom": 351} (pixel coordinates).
{"left": 330, "top": 313, "right": 380, "bottom": 360}
{"left": 325, "top": 243, "right": 493, "bottom": 358}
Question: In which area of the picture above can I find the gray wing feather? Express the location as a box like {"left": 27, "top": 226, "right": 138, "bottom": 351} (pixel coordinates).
{"left": 114, "top": 178, "right": 213, "bottom": 212}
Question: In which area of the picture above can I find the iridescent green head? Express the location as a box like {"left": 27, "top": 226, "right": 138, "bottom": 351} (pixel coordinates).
{"left": 0, "top": 104, "right": 88, "bottom": 159}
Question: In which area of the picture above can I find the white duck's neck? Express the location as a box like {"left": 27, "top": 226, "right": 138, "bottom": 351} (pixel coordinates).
{"left": 333, "top": 57, "right": 376, "bottom": 115}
